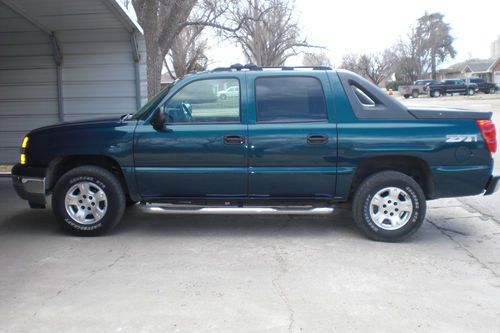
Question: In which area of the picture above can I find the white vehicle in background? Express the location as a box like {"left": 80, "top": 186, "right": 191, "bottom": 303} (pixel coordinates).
{"left": 217, "top": 86, "right": 239, "bottom": 100}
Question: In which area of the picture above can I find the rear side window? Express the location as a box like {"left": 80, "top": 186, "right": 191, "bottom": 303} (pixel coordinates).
{"left": 255, "top": 76, "right": 327, "bottom": 123}
{"left": 352, "top": 86, "right": 376, "bottom": 106}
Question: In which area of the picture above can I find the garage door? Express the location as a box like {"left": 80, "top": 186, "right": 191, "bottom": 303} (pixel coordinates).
{"left": 0, "top": 2, "right": 58, "bottom": 164}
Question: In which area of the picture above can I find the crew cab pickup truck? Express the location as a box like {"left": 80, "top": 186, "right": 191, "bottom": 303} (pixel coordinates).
{"left": 469, "top": 78, "right": 499, "bottom": 94}
{"left": 12, "top": 65, "right": 499, "bottom": 242}
{"left": 428, "top": 79, "right": 478, "bottom": 97}
{"left": 398, "top": 79, "right": 437, "bottom": 99}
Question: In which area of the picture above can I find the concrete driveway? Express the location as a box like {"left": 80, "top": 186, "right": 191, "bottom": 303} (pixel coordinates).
{"left": 1, "top": 185, "right": 500, "bottom": 332}
{"left": 1, "top": 96, "right": 500, "bottom": 332}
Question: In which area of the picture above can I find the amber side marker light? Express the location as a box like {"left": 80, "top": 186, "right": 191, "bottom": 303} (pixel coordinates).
{"left": 20, "top": 136, "right": 28, "bottom": 164}
{"left": 476, "top": 120, "right": 497, "bottom": 154}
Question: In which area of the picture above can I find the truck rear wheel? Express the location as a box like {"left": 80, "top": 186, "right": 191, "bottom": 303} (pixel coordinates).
{"left": 352, "top": 171, "right": 426, "bottom": 242}
{"left": 468, "top": 88, "right": 474, "bottom": 96}
{"left": 52, "top": 165, "right": 125, "bottom": 236}
{"left": 403, "top": 94, "right": 410, "bottom": 99}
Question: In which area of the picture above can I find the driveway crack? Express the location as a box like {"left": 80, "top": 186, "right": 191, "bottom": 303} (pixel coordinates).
{"left": 32, "top": 247, "right": 130, "bottom": 318}
{"left": 427, "top": 219, "right": 499, "bottom": 278}
{"left": 272, "top": 244, "right": 295, "bottom": 333}
{"left": 457, "top": 198, "right": 500, "bottom": 225}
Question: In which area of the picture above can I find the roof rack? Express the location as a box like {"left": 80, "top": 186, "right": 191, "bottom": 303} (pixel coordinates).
{"left": 211, "top": 63, "right": 332, "bottom": 72}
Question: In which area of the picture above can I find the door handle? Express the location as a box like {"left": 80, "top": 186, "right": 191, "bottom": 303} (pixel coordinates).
{"left": 224, "top": 135, "right": 245, "bottom": 145}
{"left": 307, "top": 134, "right": 328, "bottom": 144}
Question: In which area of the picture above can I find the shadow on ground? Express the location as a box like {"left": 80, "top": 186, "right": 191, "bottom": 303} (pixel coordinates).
{"left": 0, "top": 204, "right": 360, "bottom": 239}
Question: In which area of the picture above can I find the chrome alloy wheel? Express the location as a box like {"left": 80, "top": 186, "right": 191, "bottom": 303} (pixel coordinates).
{"left": 65, "top": 181, "right": 108, "bottom": 224}
{"left": 369, "top": 187, "right": 413, "bottom": 230}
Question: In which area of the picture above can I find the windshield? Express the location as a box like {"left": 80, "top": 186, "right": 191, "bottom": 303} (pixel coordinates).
{"left": 131, "top": 82, "right": 176, "bottom": 120}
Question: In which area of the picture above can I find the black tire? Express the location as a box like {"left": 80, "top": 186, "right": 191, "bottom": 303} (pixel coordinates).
{"left": 467, "top": 88, "right": 474, "bottom": 96}
{"left": 219, "top": 94, "right": 227, "bottom": 100}
{"left": 412, "top": 90, "right": 419, "bottom": 98}
{"left": 488, "top": 87, "right": 495, "bottom": 94}
{"left": 403, "top": 94, "right": 410, "bottom": 99}
{"left": 52, "top": 165, "right": 126, "bottom": 236}
{"left": 352, "top": 171, "right": 426, "bottom": 242}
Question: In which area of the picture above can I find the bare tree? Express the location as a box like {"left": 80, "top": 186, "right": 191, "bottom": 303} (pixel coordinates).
{"left": 131, "top": 0, "right": 196, "bottom": 97}
{"left": 132, "top": 0, "right": 248, "bottom": 98}
{"left": 358, "top": 51, "right": 394, "bottom": 85}
{"left": 302, "top": 51, "right": 331, "bottom": 67}
{"left": 392, "top": 31, "right": 421, "bottom": 83}
{"left": 339, "top": 52, "right": 393, "bottom": 86}
{"left": 164, "top": 26, "right": 208, "bottom": 79}
{"left": 224, "top": 0, "right": 312, "bottom": 66}
{"left": 339, "top": 53, "right": 361, "bottom": 73}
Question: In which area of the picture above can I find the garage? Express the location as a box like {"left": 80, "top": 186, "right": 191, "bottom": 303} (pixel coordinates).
{"left": 0, "top": 0, "right": 147, "bottom": 164}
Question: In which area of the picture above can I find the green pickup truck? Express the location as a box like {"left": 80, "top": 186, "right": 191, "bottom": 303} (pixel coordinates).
{"left": 12, "top": 65, "right": 498, "bottom": 241}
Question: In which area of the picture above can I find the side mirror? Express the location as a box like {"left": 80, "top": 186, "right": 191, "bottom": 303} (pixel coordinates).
{"left": 151, "top": 106, "right": 165, "bottom": 129}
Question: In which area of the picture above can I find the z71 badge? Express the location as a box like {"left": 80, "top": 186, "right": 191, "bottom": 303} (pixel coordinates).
{"left": 446, "top": 134, "right": 478, "bottom": 143}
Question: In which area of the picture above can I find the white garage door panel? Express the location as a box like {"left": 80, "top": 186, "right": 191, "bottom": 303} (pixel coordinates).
{"left": 0, "top": 17, "right": 37, "bottom": 32}
{"left": 62, "top": 41, "right": 132, "bottom": 55}
{"left": 0, "top": 68, "right": 56, "bottom": 84}
{"left": 0, "top": 85, "right": 57, "bottom": 100}
{"left": 0, "top": 43, "right": 52, "bottom": 57}
{"left": 64, "top": 82, "right": 135, "bottom": 98}
{"left": 57, "top": 29, "right": 130, "bottom": 43}
{"left": 0, "top": 56, "right": 55, "bottom": 70}
{"left": 64, "top": 53, "right": 133, "bottom": 66}
{"left": 0, "top": 131, "right": 27, "bottom": 147}
{"left": 0, "top": 100, "right": 57, "bottom": 116}
{"left": 0, "top": 31, "right": 48, "bottom": 45}
{"left": 0, "top": 148, "right": 20, "bottom": 164}
{"left": 63, "top": 66, "right": 135, "bottom": 82}
{"left": 64, "top": 97, "right": 137, "bottom": 114}
{"left": 0, "top": 115, "right": 59, "bottom": 132}
{"left": 37, "top": 13, "right": 122, "bottom": 31}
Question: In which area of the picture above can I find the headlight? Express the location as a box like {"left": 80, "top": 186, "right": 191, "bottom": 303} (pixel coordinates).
{"left": 20, "top": 136, "right": 28, "bottom": 164}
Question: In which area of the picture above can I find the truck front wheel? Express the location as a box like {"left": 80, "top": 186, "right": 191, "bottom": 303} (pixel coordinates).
{"left": 52, "top": 165, "right": 125, "bottom": 236}
{"left": 352, "top": 171, "right": 426, "bottom": 242}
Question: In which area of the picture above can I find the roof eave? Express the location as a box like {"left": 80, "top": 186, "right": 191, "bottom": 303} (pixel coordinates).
{"left": 102, "top": 0, "right": 143, "bottom": 34}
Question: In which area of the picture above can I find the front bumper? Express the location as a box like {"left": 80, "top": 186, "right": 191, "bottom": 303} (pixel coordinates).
{"left": 485, "top": 175, "right": 500, "bottom": 195}
{"left": 11, "top": 164, "right": 47, "bottom": 207}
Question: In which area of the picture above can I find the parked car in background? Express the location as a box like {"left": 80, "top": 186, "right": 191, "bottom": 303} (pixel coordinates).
{"left": 398, "top": 79, "right": 437, "bottom": 98}
{"left": 428, "top": 79, "right": 478, "bottom": 97}
{"left": 468, "top": 78, "right": 499, "bottom": 94}
{"left": 217, "top": 85, "right": 239, "bottom": 100}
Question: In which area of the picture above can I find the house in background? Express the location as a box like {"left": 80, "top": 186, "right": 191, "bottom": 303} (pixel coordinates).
{"left": 437, "top": 57, "right": 500, "bottom": 85}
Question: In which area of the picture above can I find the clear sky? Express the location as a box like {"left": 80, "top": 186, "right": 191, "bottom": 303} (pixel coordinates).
{"left": 206, "top": 0, "right": 500, "bottom": 69}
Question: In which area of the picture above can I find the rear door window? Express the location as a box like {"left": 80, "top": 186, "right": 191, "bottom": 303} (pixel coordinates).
{"left": 255, "top": 76, "right": 327, "bottom": 123}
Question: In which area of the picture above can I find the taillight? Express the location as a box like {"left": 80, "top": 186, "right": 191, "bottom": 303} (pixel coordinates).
{"left": 476, "top": 119, "right": 497, "bottom": 153}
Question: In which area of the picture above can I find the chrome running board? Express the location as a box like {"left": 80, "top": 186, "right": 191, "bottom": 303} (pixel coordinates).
{"left": 139, "top": 203, "right": 334, "bottom": 215}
